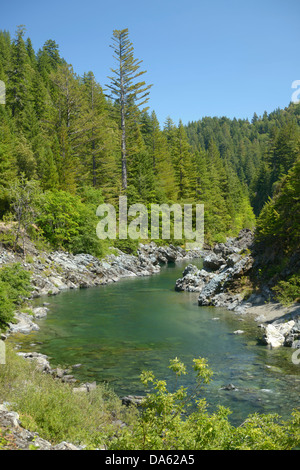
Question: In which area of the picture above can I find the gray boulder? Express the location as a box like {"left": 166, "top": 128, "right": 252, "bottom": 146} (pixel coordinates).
{"left": 203, "top": 252, "right": 225, "bottom": 271}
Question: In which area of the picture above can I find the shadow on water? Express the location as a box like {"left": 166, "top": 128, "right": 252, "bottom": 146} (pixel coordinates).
{"left": 10, "top": 261, "right": 300, "bottom": 426}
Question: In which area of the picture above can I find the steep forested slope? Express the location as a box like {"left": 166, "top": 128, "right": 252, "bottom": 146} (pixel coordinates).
{"left": 253, "top": 157, "right": 300, "bottom": 303}
{"left": 0, "top": 27, "right": 255, "bottom": 250}
{"left": 185, "top": 105, "right": 300, "bottom": 215}
{"left": 0, "top": 26, "right": 299, "bottom": 262}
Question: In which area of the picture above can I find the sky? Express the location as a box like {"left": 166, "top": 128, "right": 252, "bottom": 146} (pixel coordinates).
{"left": 1, "top": 0, "right": 300, "bottom": 126}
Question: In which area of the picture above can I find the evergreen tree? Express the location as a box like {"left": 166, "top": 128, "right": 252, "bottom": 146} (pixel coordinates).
{"left": 172, "top": 120, "right": 196, "bottom": 200}
{"left": 149, "top": 111, "right": 178, "bottom": 201}
{"left": 7, "top": 26, "right": 33, "bottom": 119}
{"left": 106, "top": 28, "right": 152, "bottom": 191}
{"left": 81, "top": 71, "right": 120, "bottom": 197}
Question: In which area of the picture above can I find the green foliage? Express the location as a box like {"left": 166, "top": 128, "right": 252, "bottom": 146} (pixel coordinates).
{"left": 0, "top": 25, "right": 297, "bottom": 253}
{"left": 255, "top": 158, "right": 300, "bottom": 298}
{"left": 113, "top": 237, "right": 139, "bottom": 256}
{"left": 0, "top": 282, "right": 15, "bottom": 328}
{"left": 0, "top": 263, "right": 31, "bottom": 329}
{"left": 1, "top": 348, "right": 299, "bottom": 450}
{"left": 35, "top": 189, "right": 81, "bottom": 248}
{"left": 0, "top": 25, "right": 280, "bottom": 249}
{"left": 186, "top": 105, "right": 300, "bottom": 217}
{"left": 256, "top": 157, "right": 300, "bottom": 253}
{"left": 109, "top": 357, "right": 300, "bottom": 450}
{"left": 0, "top": 344, "right": 134, "bottom": 447}
{"left": 272, "top": 273, "right": 300, "bottom": 305}
{"left": 8, "top": 177, "right": 41, "bottom": 251}
{"left": 35, "top": 189, "right": 107, "bottom": 257}
{"left": 0, "top": 263, "right": 31, "bottom": 303}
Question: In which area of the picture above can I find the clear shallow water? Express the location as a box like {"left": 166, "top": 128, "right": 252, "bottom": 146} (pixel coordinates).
{"left": 11, "top": 261, "right": 300, "bottom": 425}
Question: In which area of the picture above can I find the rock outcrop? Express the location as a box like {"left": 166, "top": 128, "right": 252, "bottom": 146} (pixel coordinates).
{"left": 0, "top": 242, "right": 202, "bottom": 299}
{"left": 175, "top": 229, "right": 257, "bottom": 312}
{"left": 175, "top": 229, "right": 300, "bottom": 350}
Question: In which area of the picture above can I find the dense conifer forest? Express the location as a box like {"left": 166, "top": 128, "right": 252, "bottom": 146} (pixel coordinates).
{"left": 0, "top": 26, "right": 299, "bottom": 294}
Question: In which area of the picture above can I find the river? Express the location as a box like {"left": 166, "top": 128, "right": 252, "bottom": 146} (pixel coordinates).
{"left": 11, "top": 260, "right": 300, "bottom": 425}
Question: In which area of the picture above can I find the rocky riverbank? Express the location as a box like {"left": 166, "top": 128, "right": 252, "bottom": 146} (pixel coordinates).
{"left": 1, "top": 233, "right": 299, "bottom": 449}
{"left": 175, "top": 229, "right": 300, "bottom": 350}
{"left": 0, "top": 238, "right": 204, "bottom": 402}
{"left": 0, "top": 240, "right": 204, "bottom": 449}
{"left": 0, "top": 240, "right": 202, "bottom": 336}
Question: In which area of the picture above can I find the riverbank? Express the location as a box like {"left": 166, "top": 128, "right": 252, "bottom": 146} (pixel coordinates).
{"left": 0, "top": 239, "right": 204, "bottom": 450}
{"left": 0, "top": 238, "right": 202, "bottom": 336}
{"left": 174, "top": 229, "right": 300, "bottom": 350}
{"left": 3, "top": 229, "right": 299, "bottom": 364}
{"left": 0, "top": 239, "right": 205, "bottom": 396}
{"left": 1, "top": 232, "right": 299, "bottom": 450}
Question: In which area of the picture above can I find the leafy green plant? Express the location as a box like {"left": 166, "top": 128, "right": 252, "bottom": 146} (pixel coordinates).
{"left": 113, "top": 237, "right": 139, "bottom": 255}
{"left": 0, "top": 263, "right": 31, "bottom": 329}
{"left": 109, "top": 357, "right": 300, "bottom": 450}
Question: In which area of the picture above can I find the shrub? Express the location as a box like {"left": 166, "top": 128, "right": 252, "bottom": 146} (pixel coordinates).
{"left": 35, "top": 189, "right": 108, "bottom": 258}
{"left": 113, "top": 237, "right": 139, "bottom": 255}
{"left": 273, "top": 273, "right": 300, "bottom": 305}
{"left": 109, "top": 357, "right": 300, "bottom": 450}
{"left": 0, "top": 263, "right": 31, "bottom": 329}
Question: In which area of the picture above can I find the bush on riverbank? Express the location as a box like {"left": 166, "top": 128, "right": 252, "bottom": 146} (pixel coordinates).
{"left": 1, "top": 347, "right": 299, "bottom": 450}
{"left": 109, "top": 358, "right": 300, "bottom": 450}
{"left": 0, "top": 264, "right": 31, "bottom": 329}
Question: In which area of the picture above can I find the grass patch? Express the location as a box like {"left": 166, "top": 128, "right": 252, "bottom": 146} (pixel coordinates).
{"left": 0, "top": 344, "right": 137, "bottom": 448}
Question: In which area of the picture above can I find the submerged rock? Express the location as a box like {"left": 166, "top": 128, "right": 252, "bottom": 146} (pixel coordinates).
{"left": 221, "top": 383, "right": 238, "bottom": 391}
{"left": 121, "top": 395, "right": 145, "bottom": 407}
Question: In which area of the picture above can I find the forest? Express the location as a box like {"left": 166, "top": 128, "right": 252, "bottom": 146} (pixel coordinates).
{"left": 0, "top": 26, "right": 299, "bottom": 295}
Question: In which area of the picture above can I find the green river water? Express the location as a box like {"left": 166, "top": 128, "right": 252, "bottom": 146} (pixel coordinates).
{"left": 10, "top": 261, "right": 300, "bottom": 425}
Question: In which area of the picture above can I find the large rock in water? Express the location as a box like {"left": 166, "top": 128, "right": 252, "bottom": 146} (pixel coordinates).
{"left": 175, "top": 264, "right": 212, "bottom": 292}
{"left": 263, "top": 324, "right": 286, "bottom": 348}
{"left": 262, "top": 320, "right": 299, "bottom": 348}
{"left": 174, "top": 229, "right": 256, "bottom": 311}
{"left": 203, "top": 253, "right": 225, "bottom": 271}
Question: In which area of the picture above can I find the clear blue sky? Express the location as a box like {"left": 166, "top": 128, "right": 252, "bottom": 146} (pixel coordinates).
{"left": 1, "top": 0, "right": 300, "bottom": 126}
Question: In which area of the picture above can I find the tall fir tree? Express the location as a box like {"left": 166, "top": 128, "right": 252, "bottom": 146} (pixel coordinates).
{"left": 106, "top": 28, "right": 152, "bottom": 191}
